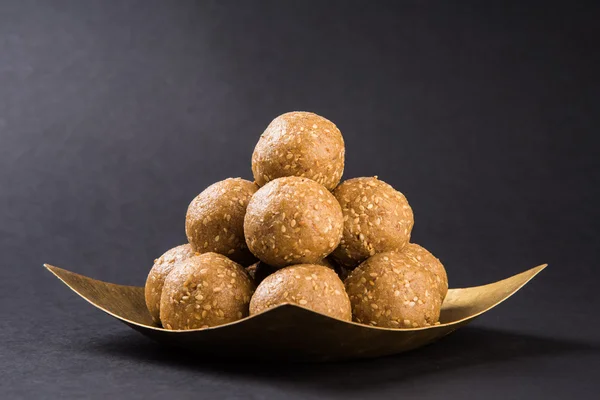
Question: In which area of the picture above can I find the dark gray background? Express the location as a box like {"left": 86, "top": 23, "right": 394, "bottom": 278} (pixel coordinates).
{"left": 1, "top": 0, "right": 599, "bottom": 398}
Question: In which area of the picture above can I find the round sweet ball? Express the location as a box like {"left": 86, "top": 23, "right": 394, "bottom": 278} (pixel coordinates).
{"left": 145, "top": 244, "right": 196, "bottom": 324}
{"left": 331, "top": 177, "right": 414, "bottom": 268}
{"left": 251, "top": 111, "right": 345, "bottom": 190}
{"left": 160, "top": 253, "right": 255, "bottom": 330}
{"left": 249, "top": 264, "right": 352, "bottom": 321}
{"left": 186, "top": 178, "right": 258, "bottom": 265}
{"left": 244, "top": 177, "right": 344, "bottom": 268}
{"left": 402, "top": 243, "right": 448, "bottom": 301}
{"left": 246, "top": 258, "right": 335, "bottom": 286}
{"left": 345, "top": 252, "right": 442, "bottom": 328}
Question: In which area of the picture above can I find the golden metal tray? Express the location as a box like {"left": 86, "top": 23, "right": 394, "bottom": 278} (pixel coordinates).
{"left": 45, "top": 263, "right": 546, "bottom": 362}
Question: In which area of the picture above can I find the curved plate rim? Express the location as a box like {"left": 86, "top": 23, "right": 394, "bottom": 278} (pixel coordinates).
{"left": 44, "top": 263, "right": 547, "bottom": 333}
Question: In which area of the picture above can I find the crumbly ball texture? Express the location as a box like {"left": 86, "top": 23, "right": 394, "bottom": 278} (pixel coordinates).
{"left": 331, "top": 177, "right": 414, "bottom": 268}
{"left": 252, "top": 112, "right": 345, "bottom": 190}
{"left": 345, "top": 252, "right": 441, "bottom": 328}
{"left": 246, "top": 258, "right": 335, "bottom": 286}
{"left": 401, "top": 243, "right": 448, "bottom": 301}
{"left": 144, "top": 244, "right": 196, "bottom": 324}
{"left": 244, "top": 177, "right": 343, "bottom": 268}
{"left": 186, "top": 178, "right": 258, "bottom": 265}
{"left": 249, "top": 264, "right": 352, "bottom": 321}
{"left": 160, "top": 253, "right": 255, "bottom": 330}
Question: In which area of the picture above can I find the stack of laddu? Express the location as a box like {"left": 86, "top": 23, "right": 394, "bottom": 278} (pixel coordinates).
{"left": 145, "top": 112, "right": 448, "bottom": 330}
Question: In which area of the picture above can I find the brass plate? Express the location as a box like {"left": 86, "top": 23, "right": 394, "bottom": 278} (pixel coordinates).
{"left": 45, "top": 263, "right": 546, "bottom": 362}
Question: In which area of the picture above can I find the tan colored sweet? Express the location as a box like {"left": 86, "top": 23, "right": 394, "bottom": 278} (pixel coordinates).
{"left": 160, "top": 253, "right": 255, "bottom": 330}
{"left": 244, "top": 177, "right": 343, "bottom": 268}
{"left": 402, "top": 243, "right": 448, "bottom": 301}
{"left": 331, "top": 177, "right": 414, "bottom": 268}
{"left": 186, "top": 178, "right": 258, "bottom": 265}
{"left": 249, "top": 264, "right": 351, "bottom": 321}
{"left": 251, "top": 112, "right": 345, "bottom": 190}
{"left": 246, "top": 258, "right": 335, "bottom": 286}
{"left": 144, "top": 244, "right": 196, "bottom": 323}
{"left": 345, "top": 252, "right": 442, "bottom": 328}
